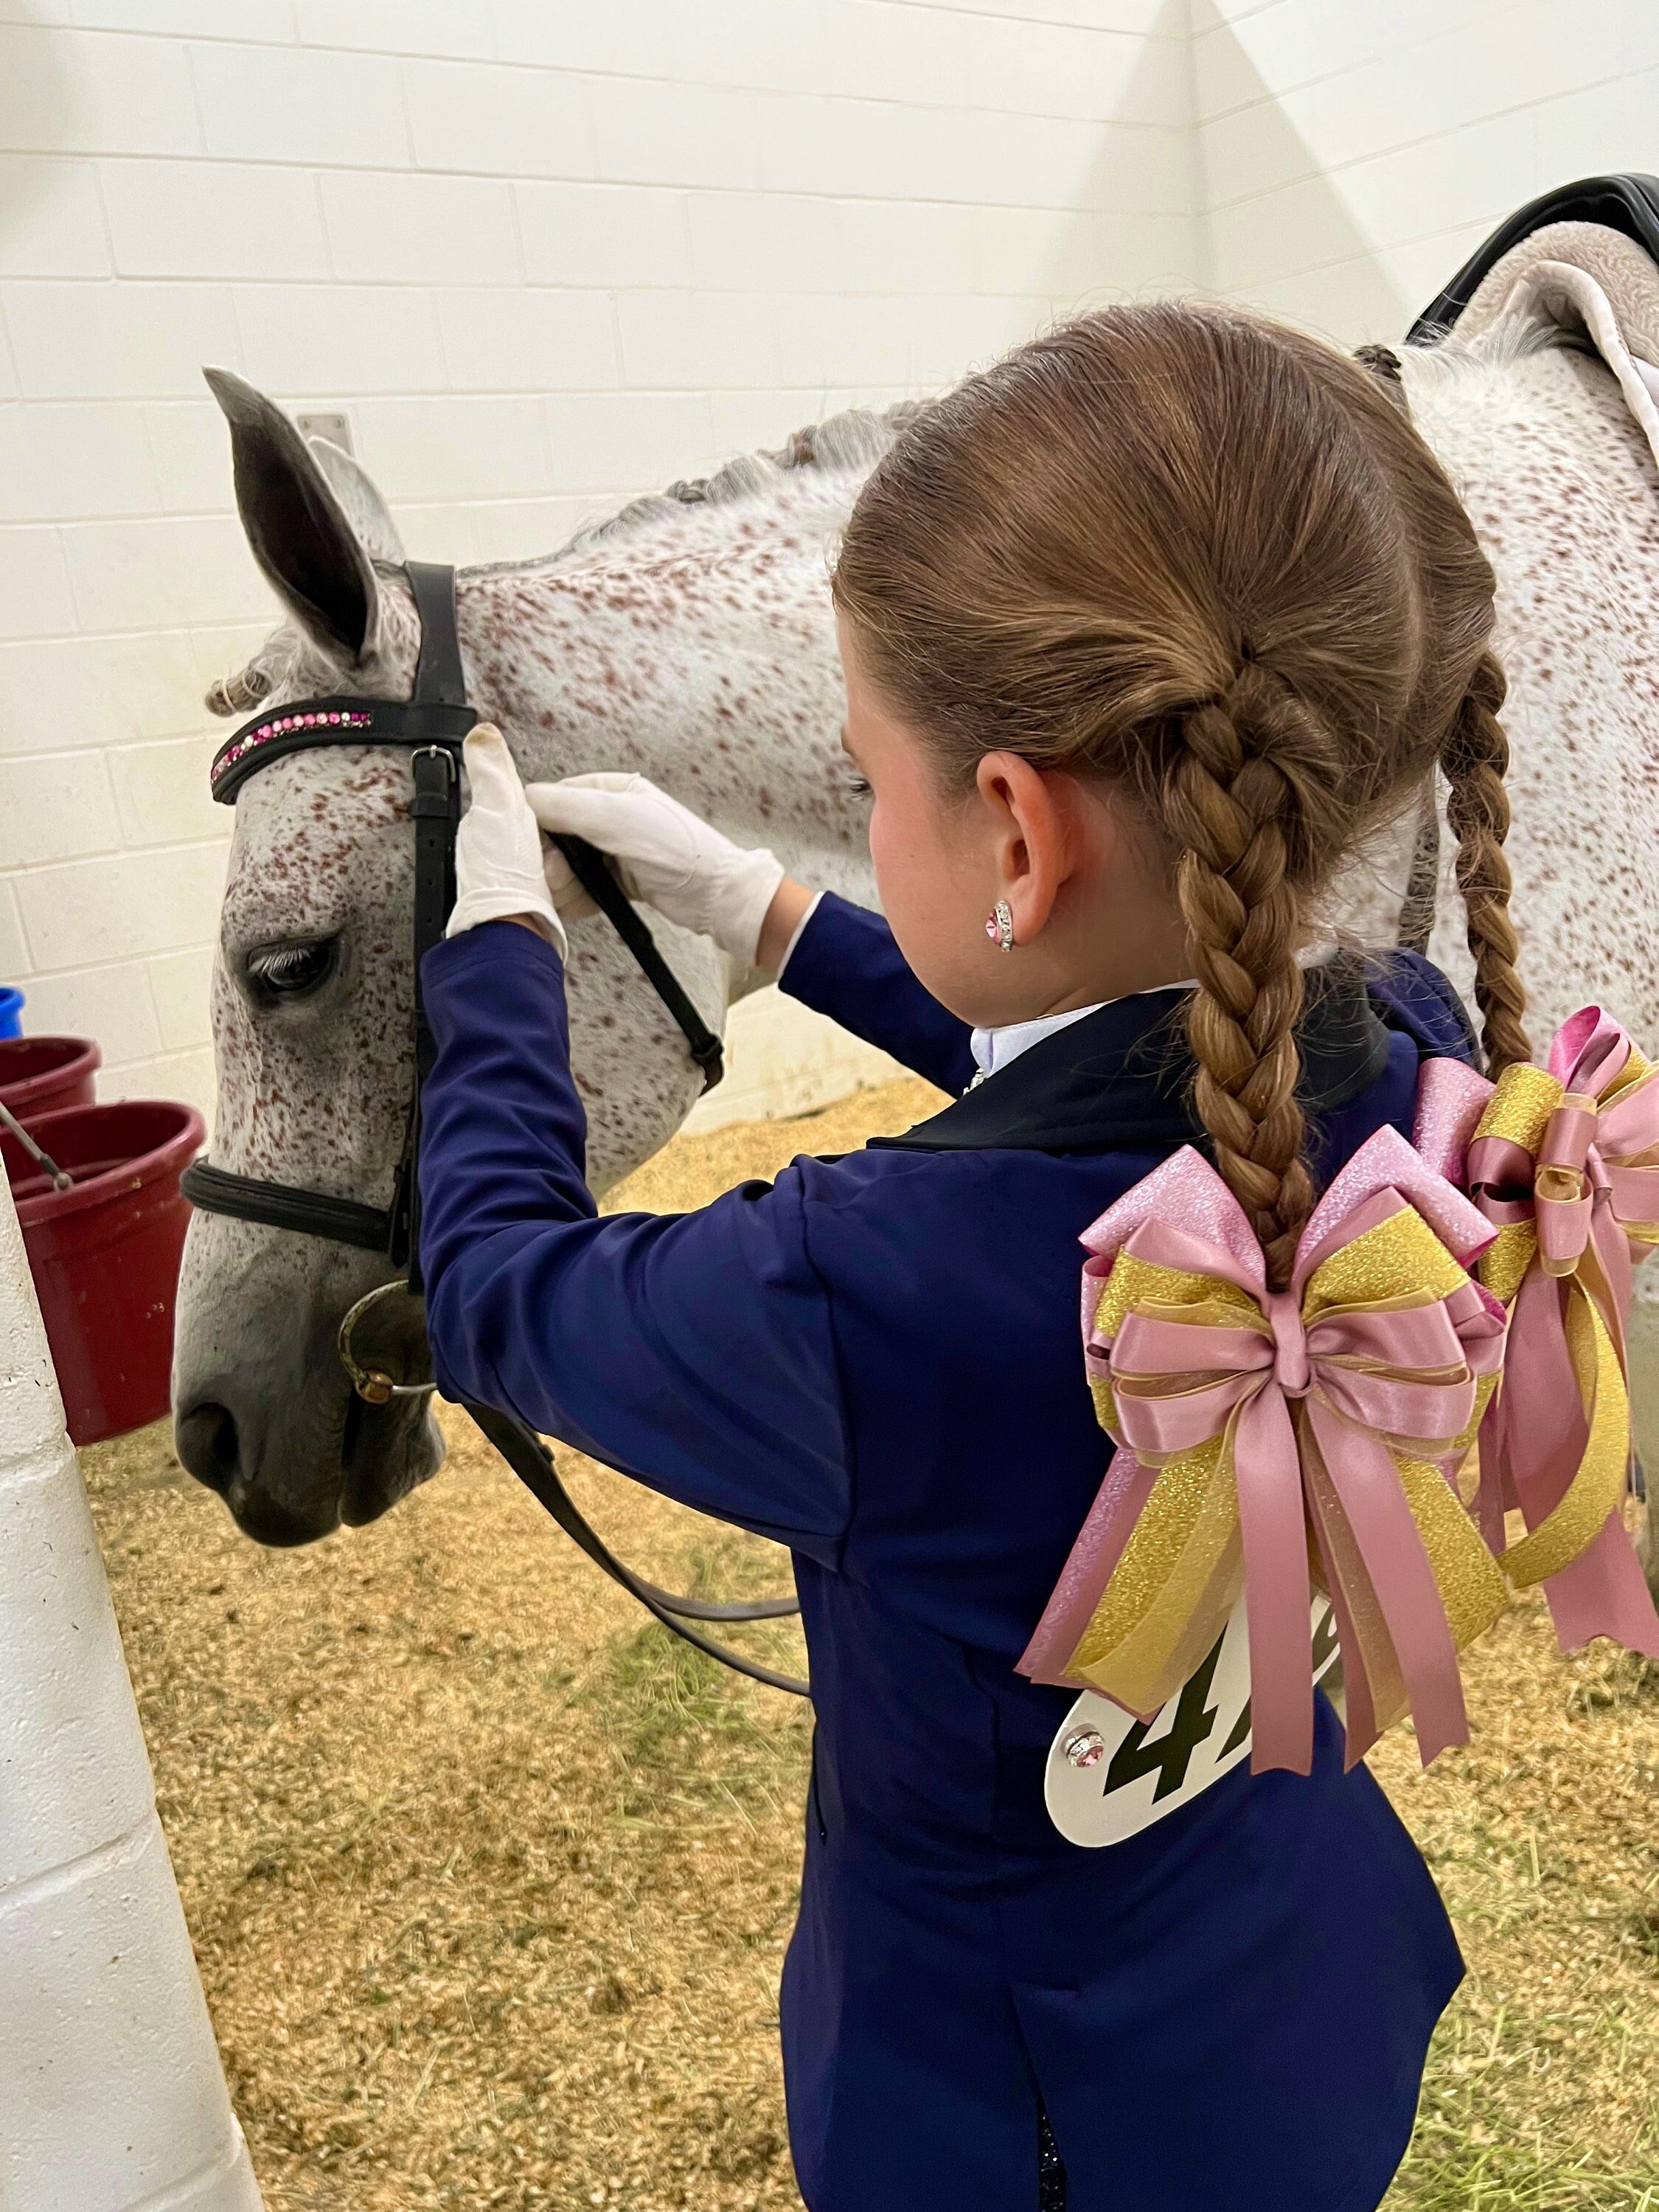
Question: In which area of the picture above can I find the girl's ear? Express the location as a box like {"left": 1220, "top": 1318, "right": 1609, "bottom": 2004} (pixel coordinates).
{"left": 204, "top": 366, "right": 383, "bottom": 668}
{"left": 977, "top": 750, "right": 1071, "bottom": 939}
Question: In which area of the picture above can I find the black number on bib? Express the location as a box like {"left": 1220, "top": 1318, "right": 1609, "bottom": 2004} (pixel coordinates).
{"left": 1218, "top": 1601, "right": 1341, "bottom": 1762}
{"left": 1219, "top": 1690, "right": 1253, "bottom": 1762}
{"left": 1101, "top": 1632, "right": 1225, "bottom": 1804}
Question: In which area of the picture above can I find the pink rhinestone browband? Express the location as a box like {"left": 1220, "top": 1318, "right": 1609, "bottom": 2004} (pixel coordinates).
{"left": 211, "top": 706, "right": 374, "bottom": 792}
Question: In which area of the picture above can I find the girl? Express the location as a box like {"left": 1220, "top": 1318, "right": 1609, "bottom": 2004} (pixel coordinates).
{"left": 416, "top": 302, "right": 1586, "bottom": 2210}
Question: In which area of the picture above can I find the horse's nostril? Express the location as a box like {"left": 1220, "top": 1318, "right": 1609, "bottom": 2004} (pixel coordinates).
{"left": 175, "top": 1401, "right": 240, "bottom": 1494}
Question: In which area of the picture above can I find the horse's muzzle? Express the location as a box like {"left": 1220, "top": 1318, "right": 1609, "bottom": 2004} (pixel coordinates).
{"left": 173, "top": 1354, "right": 444, "bottom": 1546}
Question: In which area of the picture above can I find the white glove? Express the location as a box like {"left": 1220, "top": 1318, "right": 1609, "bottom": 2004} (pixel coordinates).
{"left": 447, "top": 726, "right": 568, "bottom": 957}
{"left": 526, "top": 772, "right": 785, "bottom": 967}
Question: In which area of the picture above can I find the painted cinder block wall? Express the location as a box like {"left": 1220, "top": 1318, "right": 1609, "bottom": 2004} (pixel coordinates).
{"left": 0, "top": 1168, "right": 263, "bottom": 2209}
{"left": 0, "top": 0, "right": 1194, "bottom": 1121}
{"left": 1196, "top": 0, "right": 1659, "bottom": 343}
{"left": 0, "top": 0, "right": 1655, "bottom": 1124}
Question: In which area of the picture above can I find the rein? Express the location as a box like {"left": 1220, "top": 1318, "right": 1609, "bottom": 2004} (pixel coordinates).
{"left": 181, "top": 562, "right": 808, "bottom": 1698}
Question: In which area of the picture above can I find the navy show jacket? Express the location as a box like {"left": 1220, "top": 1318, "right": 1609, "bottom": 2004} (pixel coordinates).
{"left": 418, "top": 892, "right": 1473, "bottom": 2212}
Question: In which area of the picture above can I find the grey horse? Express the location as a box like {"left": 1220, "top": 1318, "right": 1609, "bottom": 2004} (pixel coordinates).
{"left": 174, "top": 309, "right": 1659, "bottom": 1571}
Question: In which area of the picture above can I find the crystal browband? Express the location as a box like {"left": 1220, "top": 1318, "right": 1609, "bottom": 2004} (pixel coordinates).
{"left": 208, "top": 694, "right": 476, "bottom": 805}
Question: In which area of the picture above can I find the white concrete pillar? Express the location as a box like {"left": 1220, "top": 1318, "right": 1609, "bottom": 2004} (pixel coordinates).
{"left": 0, "top": 1178, "right": 263, "bottom": 2211}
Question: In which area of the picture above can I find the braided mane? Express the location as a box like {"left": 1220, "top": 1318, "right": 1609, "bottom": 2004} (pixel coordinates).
{"left": 476, "top": 399, "right": 927, "bottom": 576}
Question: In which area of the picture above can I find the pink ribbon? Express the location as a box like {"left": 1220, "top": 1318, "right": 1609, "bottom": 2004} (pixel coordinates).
{"left": 1464, "top": 1007, "right": 1659, "bottom": 1658}
{"left": 1020, "top": 1126, "right": 1506, "bottom": 1775}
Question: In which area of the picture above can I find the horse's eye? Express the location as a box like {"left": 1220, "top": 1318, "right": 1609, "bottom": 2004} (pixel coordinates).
{"left": 245, "top": 937, "right": 338, "bottom": 1001}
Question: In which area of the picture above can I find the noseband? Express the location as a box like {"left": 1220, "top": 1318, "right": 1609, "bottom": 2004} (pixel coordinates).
{"left": 181, "top": 563, "right": 807, "bottom": 1697}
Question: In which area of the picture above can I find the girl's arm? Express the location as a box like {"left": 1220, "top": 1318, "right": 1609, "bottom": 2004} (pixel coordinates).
{"left": 523, "top": 775, "right": 978, "bottom": 1099}
{"left": 774, "top": 890, "right": 976, "bottom": 1096}
{"left": 416, "top": 921, "right": 851, "bottom": 1564}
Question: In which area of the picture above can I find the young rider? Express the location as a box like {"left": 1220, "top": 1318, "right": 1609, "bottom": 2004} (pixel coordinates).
{"left": 415, "top": 302, "right": 1649, "bottom": 2211}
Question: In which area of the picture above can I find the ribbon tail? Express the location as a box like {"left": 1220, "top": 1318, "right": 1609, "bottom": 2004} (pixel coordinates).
{"left": 1472, "top": 1391, "right": 1512, "bottom": 1557}
{"left": 1232, "top": 1387, "right": 1314, "bottom": 1775}
{"left": 1307, "top": 1402, "right": 1470, "bottom": 1767}
{"left": 1501, "top": 1281, "right": 1632, "bottom": 1593}
{"left": 1587, "top": 1203, "right": 1634, "bottom": 1370}
{"left": 1310, "top": 1546, "right": 1378, "bottom": 1772}
{"left": 1301, "top": 1427, "right": 1402, "bottom": 1766}
{"left": 1018, "top": 1444, "right": 1157, "bottom": 1685}
{"left": 1500, "top": 1276, "right": 1659, "bottom": 1655}
{"left": 1537, "top": 1513, "right": 1659, "bottom": 1660}
{"left": 1495, "top": 1269, "right": 1587, "bottom": 1536}
{"left": 1029, "top": 1427, "right": 1244, "bottom": 1717}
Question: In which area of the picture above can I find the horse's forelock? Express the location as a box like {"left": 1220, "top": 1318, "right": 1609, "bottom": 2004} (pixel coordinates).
{"left": 204, "top": 627, "right": 308, "bottom": 719}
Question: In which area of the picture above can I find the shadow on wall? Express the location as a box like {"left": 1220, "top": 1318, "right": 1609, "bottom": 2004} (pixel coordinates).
{"left": 0, "top": 11, "right": 80, "bottom": 260}
{"left": 1184, "top": 0, "right": 1413, "bottom": 347}
{"left": 1046, "top": 0, "right": 1203, "bottom": 319}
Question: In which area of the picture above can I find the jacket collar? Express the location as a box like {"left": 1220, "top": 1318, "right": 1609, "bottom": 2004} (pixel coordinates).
{"left": 872, "top": 958, "right": 1396, "bottom": 1155}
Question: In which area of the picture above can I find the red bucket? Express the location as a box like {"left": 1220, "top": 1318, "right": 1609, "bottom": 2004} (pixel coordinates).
{"left": 4, "top": 1099, "right": 204, "bottom": 1447}
{"left": 0, "top": 1034, "right": 100, "bottom": 1120}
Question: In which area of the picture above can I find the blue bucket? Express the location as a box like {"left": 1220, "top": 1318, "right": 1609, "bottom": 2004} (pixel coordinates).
{"left": 0, "top": 988, "right": 23, "bottom": 1040}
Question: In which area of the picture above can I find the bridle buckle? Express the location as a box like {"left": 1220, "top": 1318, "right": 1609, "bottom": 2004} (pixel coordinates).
{"left": 408, "top": 741, "right": 459, "bottom": 815}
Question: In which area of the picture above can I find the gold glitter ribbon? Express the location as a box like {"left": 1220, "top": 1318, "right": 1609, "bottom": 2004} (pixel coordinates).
{"left": 1469, "top": 1051, "right": 1653, "bottom": 1591}
{"left": 1063, "top": 1208, "right": 1507, "bottom": 1762}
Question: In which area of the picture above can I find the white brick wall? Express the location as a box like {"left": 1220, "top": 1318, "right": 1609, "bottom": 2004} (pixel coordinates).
{"left": 0, "top": 1, "right": 1652, "bottom": 1122}
{"left": 1194, "top": 0, "right": 1659, "bottom": 341}
{"left": 0, "top": 1, "right": 1196, "bottom": 1118}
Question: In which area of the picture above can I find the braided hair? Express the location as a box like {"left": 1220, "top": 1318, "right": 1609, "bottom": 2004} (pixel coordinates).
{"left": 834, "top": 300, "right": 1526, "bottom": 1286}
{"left": 1163, "top": 669, "right": 1328, "bottom": 1284}
{"left": 1441, "top": 650, "right": 1531, "bottom": 1074}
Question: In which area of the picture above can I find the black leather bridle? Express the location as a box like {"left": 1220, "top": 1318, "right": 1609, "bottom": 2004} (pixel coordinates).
{"left": 181, "top": 563, "right": 807, "bottom": 1696}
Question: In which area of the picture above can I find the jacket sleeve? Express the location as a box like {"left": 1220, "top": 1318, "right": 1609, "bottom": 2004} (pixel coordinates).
{"left": 416, "top": 922, "right": 850, "bottom": 1564}
{"left": 779, "top": 891, "right": 976, "bottom": 1096}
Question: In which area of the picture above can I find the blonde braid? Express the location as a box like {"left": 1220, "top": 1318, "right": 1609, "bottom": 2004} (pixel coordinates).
{"left": 1161, "top": 664, "right": 1326, "bottom": 1290}
{"left": 1440, "top": 649, "right": 1531, "bottom": 1074}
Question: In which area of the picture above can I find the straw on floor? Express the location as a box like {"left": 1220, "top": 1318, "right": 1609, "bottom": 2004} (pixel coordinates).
{"left": 83, "top": 1078, "right": 1659, "bottom": 2211}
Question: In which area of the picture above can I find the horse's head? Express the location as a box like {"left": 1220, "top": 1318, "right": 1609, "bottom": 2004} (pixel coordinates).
{"left": 173, "top": 372, "right": 727, "bottom": 1543}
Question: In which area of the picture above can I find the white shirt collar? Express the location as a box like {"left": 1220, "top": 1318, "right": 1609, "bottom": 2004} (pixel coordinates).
{"left": 968, "top": 983, "right": 1200, "bottom": 1088}
{"left": 969, "top": 1001, "right": 1103, "bottom": 1085}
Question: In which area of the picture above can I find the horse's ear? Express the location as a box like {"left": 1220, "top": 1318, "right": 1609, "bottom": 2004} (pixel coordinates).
{"left": 204, "top": 366, "right": 382, "bottom": 667}
{"left": 307, "top": 434, "right": 406, "bottom": 563}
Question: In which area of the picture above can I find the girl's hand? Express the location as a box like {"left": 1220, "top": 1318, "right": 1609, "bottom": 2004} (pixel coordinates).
{"left": 448, "top": 727, "right": 568, "bottom": 956}
{"left": 526, "top": 772, "right": 787, "bottom": 969}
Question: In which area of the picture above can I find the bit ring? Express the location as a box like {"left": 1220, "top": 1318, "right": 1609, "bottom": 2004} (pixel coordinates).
{"left": 337, "top": 1279, "right": 438, "bottom": 1404}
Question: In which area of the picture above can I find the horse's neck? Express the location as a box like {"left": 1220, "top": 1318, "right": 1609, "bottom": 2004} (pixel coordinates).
{"left": 458, "top": 486, "right": 881, "bottom": 911}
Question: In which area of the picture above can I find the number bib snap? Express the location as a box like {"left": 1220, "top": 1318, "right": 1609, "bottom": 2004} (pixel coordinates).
{"left": 1044, "top": 1599, "right": 1340, "bottom": 1847}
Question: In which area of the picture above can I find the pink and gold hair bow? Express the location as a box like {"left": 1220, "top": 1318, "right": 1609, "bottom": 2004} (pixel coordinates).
{"left": 1019, "top": 1126, "right": 1509, "bottom": 1775}
{"left": 1443, "top": 1009, "right": 1659, "bottom": 1658}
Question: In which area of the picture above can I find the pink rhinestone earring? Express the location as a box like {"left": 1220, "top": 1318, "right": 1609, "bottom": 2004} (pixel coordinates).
{"left": 985, "top": 899, "right": 1014, "bottom": 952}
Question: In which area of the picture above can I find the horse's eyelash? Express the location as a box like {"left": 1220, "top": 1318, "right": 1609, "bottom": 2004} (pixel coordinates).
{"left": 246, "top": 939, "right": 338, "bottom": 996}
{"left": 846, "top": 773, "right": 872, "bottom": 796}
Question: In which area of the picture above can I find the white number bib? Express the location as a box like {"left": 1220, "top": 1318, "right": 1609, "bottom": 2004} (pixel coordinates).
{"left": 1043, "top": 1599, "right": 1340, "bottom": 1848}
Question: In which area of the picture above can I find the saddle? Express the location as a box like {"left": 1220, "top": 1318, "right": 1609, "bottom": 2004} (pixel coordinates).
{"left": 1408, "top": 173, "right": 1659, "bottom": 477}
